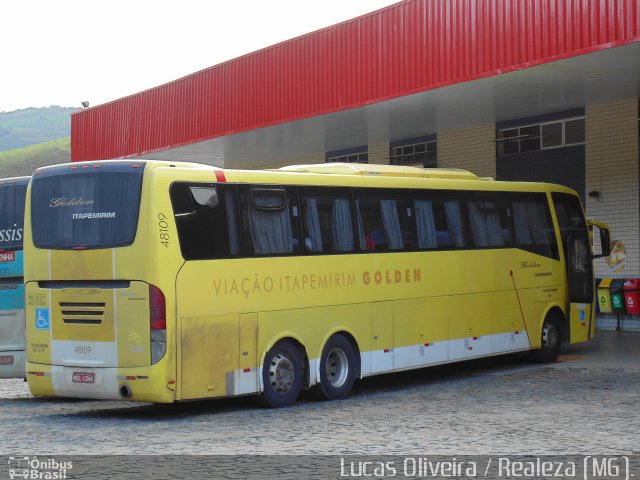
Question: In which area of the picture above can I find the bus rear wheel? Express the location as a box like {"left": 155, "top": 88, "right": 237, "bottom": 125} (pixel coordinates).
{"left": 530, "top": 316, "right": 562, "bottom": 363}
{"left": 260, "top": 340, "right": 303, "bottom": 408}
{"left": 312, "top": 334, "right": 358, "bottom": 401}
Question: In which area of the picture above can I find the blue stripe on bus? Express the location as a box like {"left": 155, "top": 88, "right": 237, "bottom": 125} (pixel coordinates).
{"left": 0, "top": 283, "right": 24, "bottom": 310}
{"left": 0, "top": 250, "right": 23, "bottom": 278}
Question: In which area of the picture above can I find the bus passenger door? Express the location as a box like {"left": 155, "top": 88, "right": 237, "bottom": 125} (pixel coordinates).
{"left": 565, "top": 231, "right": 593, "bottom": 343}
{"left": 552, "top": 193, "right": 594, "bottom": 344}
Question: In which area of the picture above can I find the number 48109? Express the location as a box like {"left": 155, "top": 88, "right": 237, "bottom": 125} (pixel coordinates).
{"left": 158, "top": 213, "right": 170, "bottom": 248}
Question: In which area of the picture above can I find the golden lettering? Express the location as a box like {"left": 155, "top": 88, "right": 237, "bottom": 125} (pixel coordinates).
{"left": 414, "top": 268, "right": 421, "bottom": 282}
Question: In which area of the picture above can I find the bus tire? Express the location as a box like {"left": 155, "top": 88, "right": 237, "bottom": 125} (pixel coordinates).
{"left": 312, "top": 334, "right": 358, "bottom": 401}
{"left": 260, "top": 340, "right": 303, "bottom": 408}
{"left": 530, "top": 316, "right": 562, "bottom": 363}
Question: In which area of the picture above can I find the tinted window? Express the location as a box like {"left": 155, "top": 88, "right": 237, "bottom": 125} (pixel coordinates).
{"left": 520, "top": 125, "right": 541, "bottom": 152}
{"left": 239, "top": 186, "right": 301, "bottom": 256}
{"left": 354, "top": 190, "right": 412, "bottom": 252}
{"left": 553, "top": 193, "right": 592, "bottom": 302}
{"left": 170, "top": 182, "right": 239, "bottom": 260}
{"left": 542, "top": 122, "right": 563, "bottom": 148}
{"left": 552, "top": 192, "right": 588, "bottom": 255}
{"left": 299, "top": 187, "right": 355, "bottom": 254}
{"left": 507, "top": 192, "right": 559, "bottom": 259}
{"left": 31, "top": 164, "right": 144, "bottom": 249}
{"left": 0, "top": 183, "right": 27, "bottom": 251}
{"left": 413, "top": 191, "right": 466, "bottom": 249}
{"left": 566, "top": 230, "right": 593, "bottom": 302}
{"left": 553, "top": 193, "right": 586, "bottom": 230}
{"left": 468, "top": 194, "right": 504, "bottom": 247}
{"left": 499, "top": 129, "right": 520, "bottom": 155}
{"left": 564, "top": 118, "right": 585, "bottom": 144}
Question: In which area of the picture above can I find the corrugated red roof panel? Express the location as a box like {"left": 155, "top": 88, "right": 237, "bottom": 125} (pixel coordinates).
{"left": 71, "top": 0, "right": 640, "bottom": 161}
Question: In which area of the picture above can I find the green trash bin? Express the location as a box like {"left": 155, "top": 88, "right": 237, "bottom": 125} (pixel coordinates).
{"left": 597, "top": 278, "right": 613, "bottom": 313}
{"left": 610, "top": 279, "right": 626, "bottom": 312}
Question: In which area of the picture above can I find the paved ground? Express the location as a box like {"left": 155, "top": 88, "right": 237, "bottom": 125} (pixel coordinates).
{"left": 1, "top": 331, "right": 638, "bottom": 456}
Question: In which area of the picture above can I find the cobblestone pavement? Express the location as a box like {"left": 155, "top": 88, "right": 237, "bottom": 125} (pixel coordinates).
{"left": 1, "top": 331, "right": 638, "bottom": 456}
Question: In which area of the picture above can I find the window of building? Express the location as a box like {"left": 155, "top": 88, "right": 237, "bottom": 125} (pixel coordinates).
{"left": 390, "top": 140, "right": 437, "bottom": 167}
{"left": 497, "top": 117, "right": 585, "bottom": 155}
{"left": 326, "top": 151, "right": 368, "bottom": 163}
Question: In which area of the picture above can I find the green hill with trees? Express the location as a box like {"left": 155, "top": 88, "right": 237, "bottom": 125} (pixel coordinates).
{"left": 0, "top": 137, "right": 71, "bottom": 178}
{"left": 0, "top": 106, "right": 79, "bottom": 152}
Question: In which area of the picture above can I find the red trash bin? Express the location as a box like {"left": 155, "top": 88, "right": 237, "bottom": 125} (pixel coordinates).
{"left": 623, "top": 279, "right": 640, "bottom": 315}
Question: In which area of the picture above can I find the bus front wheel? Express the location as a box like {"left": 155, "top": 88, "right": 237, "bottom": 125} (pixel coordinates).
{"left": 312, "top": 334, "right": 358, "bottom": 401}
{"left": 260, "top": 340, "right": 303, "bottom": 408}
{"left": 530, "top": 316, "right": 562, "bottom": 363}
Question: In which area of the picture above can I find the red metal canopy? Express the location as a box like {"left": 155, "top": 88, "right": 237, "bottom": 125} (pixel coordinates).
{"left": 71, "top": 0, "right": 640, "bottom": 162}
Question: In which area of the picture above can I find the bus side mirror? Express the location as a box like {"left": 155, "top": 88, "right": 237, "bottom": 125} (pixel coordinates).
{"left": 596, "top": 227, "right": 611, "bottom": 258}
{"left": 588, "top": 220, "right": 611, "bottom": 258}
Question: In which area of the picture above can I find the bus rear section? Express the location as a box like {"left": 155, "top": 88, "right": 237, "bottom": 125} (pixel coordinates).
{"left": 24, "top": 162, "right": 175, "bottom": 402}
{"left": 0, "top": 177, "right": 29, "bottom": 379}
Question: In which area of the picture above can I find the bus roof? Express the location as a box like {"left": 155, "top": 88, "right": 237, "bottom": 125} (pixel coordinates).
{"left": 277, "top": 163, "right": 483, "bottom": 180}
{"left": 34, "top": 159, "right": 579, "bottom": 196}
{"left": 0, "top": 176, "right": 30, "bottom": 186}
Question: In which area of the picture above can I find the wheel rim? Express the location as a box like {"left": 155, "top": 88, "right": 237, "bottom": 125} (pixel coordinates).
{"left": 268, "top": 353, "right": 295, "bottom": 394}
{"left": 325, "top": 347, "right": 349, "bottom": 388}
{"left": 542, "top": 323, "right": 558, "bottom": 350}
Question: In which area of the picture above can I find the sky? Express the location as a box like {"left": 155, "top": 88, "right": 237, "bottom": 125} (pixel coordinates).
{"left": 0, "top": 0, "right": 400, "bottom": 113}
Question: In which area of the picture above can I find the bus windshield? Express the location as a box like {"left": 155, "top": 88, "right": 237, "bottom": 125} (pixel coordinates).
{"left": 0, "top": 183, "right": 27, "bottom": 251}
{"left": 30, "top": 163, "right": 145, "bottom": 249}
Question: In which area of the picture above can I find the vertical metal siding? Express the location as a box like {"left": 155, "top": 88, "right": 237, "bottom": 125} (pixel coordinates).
{"left": 71, "top": 0, "right": 640, "bottom": 161}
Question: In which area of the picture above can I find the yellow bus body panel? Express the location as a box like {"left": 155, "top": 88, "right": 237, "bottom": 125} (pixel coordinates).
{"left": 22, "top": 161, "right": 586, "bottom": 403}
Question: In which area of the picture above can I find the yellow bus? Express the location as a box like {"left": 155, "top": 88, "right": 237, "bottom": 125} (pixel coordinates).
{"left": 24, "top": 160, "right": 609, "bottom": 407}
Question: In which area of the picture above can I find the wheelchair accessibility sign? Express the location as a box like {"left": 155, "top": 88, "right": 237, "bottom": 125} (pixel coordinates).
{"left": 35, "top": 308, "right": 50, "bottom": 330}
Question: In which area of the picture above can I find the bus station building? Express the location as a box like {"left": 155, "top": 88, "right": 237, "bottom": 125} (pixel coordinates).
{"left": 70, "top": 0, "right": 640, "bottom": 327}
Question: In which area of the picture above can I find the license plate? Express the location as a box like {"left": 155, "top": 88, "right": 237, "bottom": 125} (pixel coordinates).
{"left": 0, "top": 355, "right": 14, "bottom": 365}
{"left": 72, "top": 372, "right": 95, "bottom": 384}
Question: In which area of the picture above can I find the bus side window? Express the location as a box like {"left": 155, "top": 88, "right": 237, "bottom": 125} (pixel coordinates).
{"left": 497, "top": 193, "right": 514, "bottom": 245}
{"left": 468, "top": 194, "right": 504, "bottom": 248}
{"left": 414, "top": 191, "right": 466, "bottom": 249}
{"left": 299, "top": 187, "right": 355, "bottom": 253}
{"left": 552, "top": 192, "right": 586, "bottom": 259}
{"left": 354, "top": 190, "right": 412, "bottom": 252}
{"left": 414, "top": 198, "right": 438, "bottom": 249}
{"left": 239, "top": 186, "right": 301, "bottom": 256}
{"left": 510, "top": 192, "right": 559, "bottom": 259}
{"left": 170, "top": 182, "right": 239, "bottom": 260}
